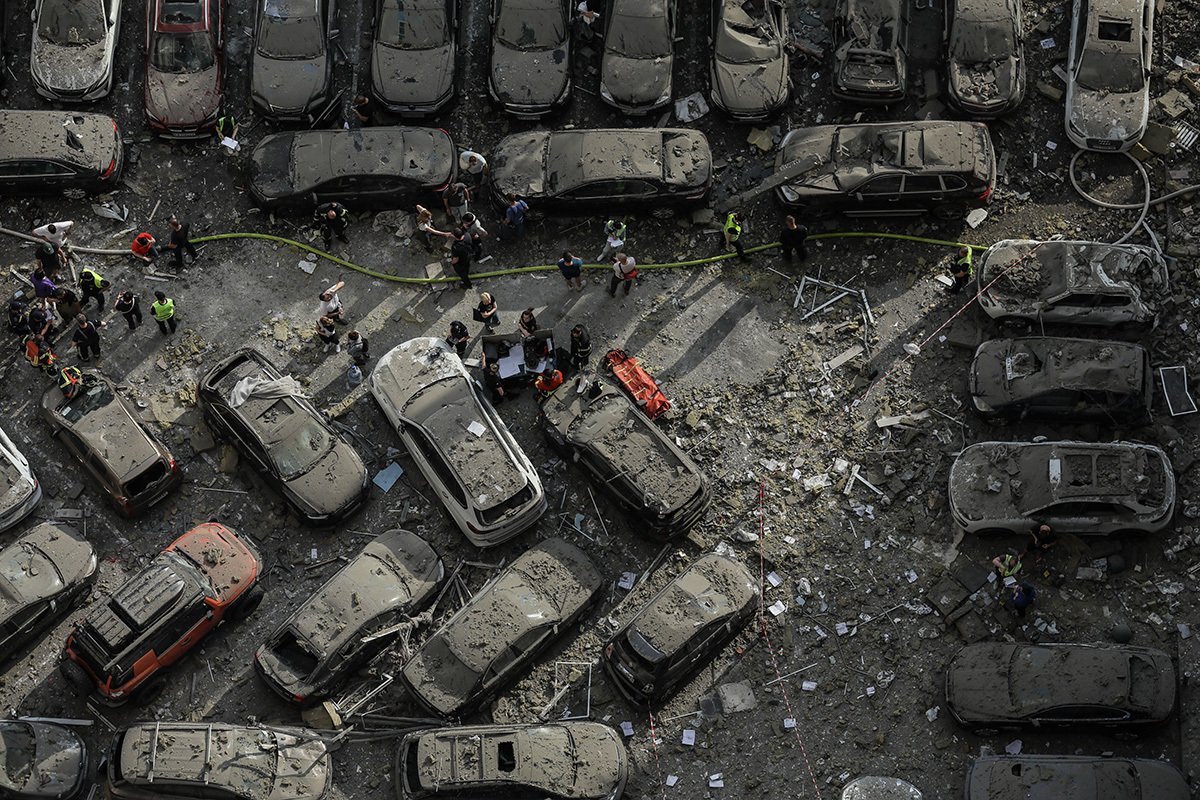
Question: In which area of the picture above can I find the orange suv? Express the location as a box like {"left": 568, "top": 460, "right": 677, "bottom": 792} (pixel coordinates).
{"left": 60, "top": 522, "right": 263, "bottom": 705}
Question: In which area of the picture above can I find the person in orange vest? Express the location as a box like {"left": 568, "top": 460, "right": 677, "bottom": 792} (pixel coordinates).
{"left": 57, "top": 365, "right": 83, "bottom": 399}
{"left": 535, "top": 368, "right": 563, "bottom": 400}
{"left": 23, "top": 334, "right": 57, "bottom": 371}
{"left": 131, "top": 232, "right": 159, "bottom": 264}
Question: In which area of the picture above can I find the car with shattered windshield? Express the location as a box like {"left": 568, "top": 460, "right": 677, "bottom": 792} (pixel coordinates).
{"left": 106, "top": 723, "right": 331, "bottom": 800}
{"left": 401, "top": 538, "right": 602, "bottom": 718}
{"left": 0, "top": 424, "right": 42, "bottom": 533}
{"left": 969, "top": 337, "right": 1152, "bottom": 422}
{"left": 31, "top": 0, "right": 122, "bottom": 101}
{"left": 488, "top": 0, "right": 571, "bottom": 118}
{"left": 842, "top": 777, "right": 923, "bottom": 800}
{"left": 252, "top": 0, "right": 333, "bottom": 121}
{"left": 144, "top": 0, "right": 225, "bottom": 138}
{"left": 600, "top": 0, "right": 676, "bottom": 115}
{"left": 603, "top": 553, "right": 758, "bottom": 704}
{"left": 1066, "top": 0, "right": 1153, "bottom": 151}
{"left": 709, "top": 0, "right": 789, "bottom": 120}
{"left": 0, "top": 111, "right": 123, "bottom": 194}
{"left": 256, "top": 529, "right": 444, "bottom": 704}
{"left": 965, "top": 755, "right": 1188, "bottom": 800}
{"left": 395, "top": 722, "right": 628, "bottom": 800}
{"left": 0, "top": 719, "right": 88, "bottom": 800}
{"left": 832, "top": 0, "right": 907, "bottom": 103}
{"left": 947, "top": 642, "right": 1176, "bottom": 730}
{"left": 773, "top": 120, "right": 995, "bottom": 219}
{"left": 948, "top": 440, "right": 1175, "bottom": 536}
{"left": 945, "top": 0, "right": 1025, "bottom": 116}
{"left": 371, "top": 0, "right": 459, "bottom": 116}
{"left": 490, "top": 128, "right": 711, "bottom": 210}
{"left": 199, "top": 348, "right": 369, "bottom": 525}
{"left": 975, "top": 240, "right": 1169, "bottom": 328}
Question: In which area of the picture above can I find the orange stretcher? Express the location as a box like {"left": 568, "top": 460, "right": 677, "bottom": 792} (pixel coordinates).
{"left": 604, "top": 349, "right": 671, "bottom": 419}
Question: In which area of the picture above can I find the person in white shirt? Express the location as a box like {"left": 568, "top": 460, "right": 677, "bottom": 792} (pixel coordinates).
{"left": 596, "top": 218, "right": 625, "bottom": 262}
{"left": 317, "top": 281, "right": 347, "bottom": 324}
{"left": 459, "top": 151, "right": 489, "bottom": 191}
{"left": 32, "top": 221, "right": 74, "bottom": 269}
{"left": 608, "top": 252, "right": 637, "bottom": 297}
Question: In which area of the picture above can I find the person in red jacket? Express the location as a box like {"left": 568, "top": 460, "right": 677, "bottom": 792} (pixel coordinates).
{"left": 131, "top": 232, "right": 159, "bottom": 264}
{"left": 535, "top": 368, "right": 563, "bottom": 400}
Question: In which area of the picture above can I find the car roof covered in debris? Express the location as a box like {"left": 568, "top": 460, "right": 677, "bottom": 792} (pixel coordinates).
{"left": 839, "top": 0, "right": 901, "bottom": 52}
{"left": 0, "top": 111, "right": 116, "bottom": 169}
{"left": 0, "top": 523, "right": 93, "bottom": 614}
{"left": 967, "top": 755, "right": 1188, "bottom": 800}
{"left": 43, "top": 373, "right": 164, "bottom": 482}
{"left": 0, "top": 720, "right": 86, "bottom": 799}
{"left": 978, "top": 239, "right": 1169, "bottom": 304}
{"left": 971, "top": 337, "right": 1147, "bottom": 404}
{"left": 265, "top": 128, "right": 453, "bottom": 192}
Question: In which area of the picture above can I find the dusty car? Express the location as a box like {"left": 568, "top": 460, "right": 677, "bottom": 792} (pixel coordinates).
{"left": 600, "top": 0, "right": 676, "bottom": 115}
{"left": 603, "top": 553, "right": 757, "bottom": 704}
{"left": 539, "top": 377, "right": 710, "bottom": 539}
{"left": 948, "top": 440, "right": 1175, "bottom": 536}
{"left": 144, "top": 0, "right": 225, "bottom": 138}
{"left": 31, "top": 0, "right": 122, "bottom": 101}
{"left": 709, "top": 0, "right": 789, "bottom": 120}
{"left": 0, "top": 720, "right": 88, "bottom": 800}
{"left": 842, "top": 777, "right": 922, "bottom": 800}
{"left": 370, "top": 0, "right": 459, "bottom": 116}
{"left": 0, "top": 111, "right": 123, "bottom": 194}
{"left": 964, "top": 755, "right": 1188, "bottom": 800}
{"left": 490, "top": 128, "right": 711, "bottom": 210}
{"left": 106, "top": 723, "right": 331, "bottom": 800}
{"left": 249, "top": 127, "right": 456, "bottom": 211}
{"left": 256, "top": 529, "right": 444, "bottom": 704}
{"left": 251, "top": 0, "right": 332, "bottom": 120}
{"left": 487, "top": 0, "right": 571, "bottom": 118}
{"left": 61, "top": 522, "right": 263, "bottom": 705}
{"left": 0, "top": 424, "right": 42, "bottom": 533}
{"left": 947, "top": 642, "right": 1176, "bottom": 730}
{"left": 774, "top": 121, "right": 995, "bottom": 219}
{"left": 369, "top": 338, "right": 546, "bottom": 547}
{"left": 1065, "top": 0, "right": 1153, "bottom": 151}
{"left": 945, "top": 0, "right": 1025, "bottom": 116}
{"left": 199, "top": 348, "right": 369, "bottom": 525}
{"left": 975, "top": 240, "right": 1169, "bottom": 328}
{"left": 41, "top": 371, "right": 181, "bottom": 518}
{"left": 401, "top": 538, "right": 602, "bottom": 718}
{"left": 395, "top": 722, "right": 628, "bottom": 800}
{"left": 969, "top": 337, "right": 1152, "bottom": 422}
{"left": 832, "top": 0, "right": 907, "bottom": 103}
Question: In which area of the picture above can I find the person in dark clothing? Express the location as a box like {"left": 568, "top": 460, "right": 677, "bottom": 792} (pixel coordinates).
{"left": 1007, "top": 582, "right": 1037, "bottom": 619}
{"left": 780, "top": 215, "right": 809, "bottom": 262}
{"left": 35, "top": 243, "right": 60, "bottom": 277}
{"left": 52, "top": 287, "right": 82, "bottom": 319}
{"left": 482, "top": 362, "right": 508, "bottom": 404}
{"left": 346, "top": 330, "right": 369, "bottom": 366}
{"left": 497, "top": 195, "right": 528, "bottom": 242}
{"left": 947, "top": 247, "right": 973, "bottom": 293}
{"left": 314, "top": 202, "right": 351, "bottom": 249}
{"left": 450, "top": 231, "right": 473, "bottom": 289}
{"left": 78, "top": 268, "right": 111, "bottom": 312}
{"left": 352, "top": 95, "right": 374, "bottom": 127}
{"left": 166, "top": 216, "right": 198, "bottom": 269}
{"left": 113, "top": 290, "right": 142, "bottom": 330}
{"left": 517, "top": 308, "right": 538, "bottom": 338}
{"left": 71, "top": 314, "right": 103, "bottom": 361}
{"left": 447, "top": 320, "right": 470, "bottom": 357}
{"left": 475, "top": 292, "right": 499, "bottom": 331}
{"left": 1026, "top": 523, "right": 1058, "bottom": 562}
{"left": 569, "top": 324, "right": 591, "bottom": 372}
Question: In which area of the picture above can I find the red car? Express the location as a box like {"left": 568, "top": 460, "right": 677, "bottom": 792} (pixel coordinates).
{"left": 144, "top": 0, "right": 225, "bottom": 138}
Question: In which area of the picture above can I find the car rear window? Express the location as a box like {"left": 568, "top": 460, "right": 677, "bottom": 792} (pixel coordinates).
{"left": 59, "top": 381, "right": 114, "bottom": 424}
{"left": 477, "top": 482, "right": 533, "bottom": 524}
{"left": 272, "top": 630, "right": 322, "bottom": 678}
{"left": 124, "top": 460, "right": 167, "bottom": 497}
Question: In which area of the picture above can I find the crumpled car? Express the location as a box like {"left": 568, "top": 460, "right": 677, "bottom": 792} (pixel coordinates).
{"left": 0, "top": 720, "right": 88, "bottom": 800}
{"left": 965, "top": 756, "right": 1188, "bottom": 800}
{"left": 709, "top": 0, "right": 790, "bottom": 121}
{"left": 487, "top": 0, "right": 571, "bottom": 118}
{"left": 832, "top": 0, "right": 907, "bottom": 104}
{"left": 31, "top": 0, "right": 122, "bottom": 101}
{"left": 143, "top": 0, "right": 225, "bottom": 138}
{"left": 945, "top": 0, "right": 1025, "bottom": 117}
{"left": 600, "top": 0, "right": 676, "bottom": 114}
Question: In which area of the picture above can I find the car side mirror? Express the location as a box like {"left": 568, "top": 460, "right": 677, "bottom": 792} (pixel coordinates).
{"left": 30, "top": 9, "right": 35, "bottom": 21}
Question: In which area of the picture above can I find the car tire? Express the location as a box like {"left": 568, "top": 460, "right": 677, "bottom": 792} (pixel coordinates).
{"left": 131, "top": 673, "right": 168, "bottom": 706}
{"left": 227, "top": 586, "right": 264, "bottom": 623}
{"left": 60, "top": 658, "right": 94, "bottom": 695}
{"left": 932, "top": 204, "right": 967, "bottom": 221}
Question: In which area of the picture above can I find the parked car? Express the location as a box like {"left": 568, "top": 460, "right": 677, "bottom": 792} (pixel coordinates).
{"left": 600, "top": 0, "right": 676, "bottom": 114}
{"left": 490, "top": 128, "right": 711, "bottom": 210}
{"left": 60, "top": 522, "right": 262, "bottom": 705}
{"left": 975, "top": 240, "right": 1169, "bottom": 328}
{"left": 395, "top": 722, "right": 628, "bottom": 800}
{"left": 832, "top": 0, "right": 907, "bottom": 103}
{"left": 965, "top": 755, "right": 1188, "bottom": 800}
{"left": 1065, "top": 0, "right": 1153, "bottom": 151}
{"left": 842, "top": 777, "right": 922, "bottom": 800}
{"left": 487, "top": 0, "right": 571, "bottom": 118}
{"left": 144, "top": 0, "right": 225, "bottom": 138}
{"left": 0, "top": 111, "right": 123, "bottom": 194}
{"left": 0, "top": 424, "right": 42, "bottom": 533}
{"left": 709, "top": 0, "right": 789, "bottom": 120}
{"left": 256, "top": 529, "right": 444, "bottom": 704}
{"left": 370, "top": 0, "right": 458, "bottom": 116}
{"left": 0, "top": 523, "right": 96, "bottom": 666}
{"left": 31, "top": 0, "right": 122, "bottom": 101}
{"left": 774, "top": 121, "right": 995, "bottom": 219}
{"left": 947, "top": 642, "right": 1176, "bottom": 730}
{"left": 969, "top": 337, "right": 1152, "bottom": 422}
{"left": 401, "top": 538, "right": 602, "bottom": 717}
{"left": 539, "top": 376, "right": 710, "bottom": 538}
{"left": 198, "top": 348, "right": 369, "bottom": 524}
{"left": 249, "top": 127, "right": 457, "bottom": 211}
{"left": 369, "top": 338, "right": 545, "bottom": 547}
{"left": 603, "top": 553, "right": 757, "bottom": 704}
{"left": 0, "top": 720, "right": 88, "bottom": 800}
{"left": 40, "top": 371, "right": 181, "bottom": 518}
{"left": 106, "top": 723, "right": 331, "bottom": 800}
{"left": 948, "top": 440, "right": 1175, "bottom": 536}
{"left": 251, "top": 0, "right": 332, "bottom": 120}
{"left": 945, "top": 0, "right": 1024, "bottom": 116}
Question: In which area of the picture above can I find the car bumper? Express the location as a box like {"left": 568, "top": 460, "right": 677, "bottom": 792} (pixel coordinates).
{"left": 125, "top": 466, "right": 183, "bottom": 518}
{"left": 459, "top": 493, "right": 548, "bottom": 548}
{"left": 148, "top": 119, "right": 219, "bottom": 140}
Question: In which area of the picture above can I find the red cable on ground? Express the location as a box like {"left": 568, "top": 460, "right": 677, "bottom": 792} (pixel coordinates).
{"left": 645, "top": 707, "right": 670, "bottom": 800}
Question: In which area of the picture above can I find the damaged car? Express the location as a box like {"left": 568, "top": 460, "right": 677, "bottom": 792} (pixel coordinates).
{"left": 0, "top": 424, "right": 42, "bottom": 533}
{"left": 488, "top": 0, "right": 571, "bottom": 118}
{"left": 603, "top": 553, "right": 758, "bottom": 704}
{"left": 774, "top": 120, "right": 995, "bottom": 219}
{"left": 945, "top": 0, "right": 1025, "bottom": 117}
{"left": 0, "top": 720, "right": 88, "bottom": 800}
{"left": 948, "top": 440, "right": 1175, "bottom": 536}
{"left": 251, "top": 0, "right": 333, "bottom": 121}
{"left": 369, "top": 338, "right": 546, "bottom": 547}
{"left": 947, "top": 642, "right": 1176, "bottom": 731}
{"left": 199, "top": 348, "right": 370, "bottom": 525}
{"left": 1065, "top": 0, "right": 1153, "bottom": 151}
{"left": 31, "top": 0, "right": 122, "bottom": 101}
{"left": 395, "top": 722, "right": 628, "bottom": 800}
{"left": 600, "top": 0, "right": 676, "bottom": 115}
{"left": 969, "top": 337, "right": 1152, "bottom": 422}
{"left": 144, "top": 0, "right": 225, "bottom": 138}
{"left": 401, "top": 538, "right": 602, "bottom": 718}
{"left": 709, "top": 0, "right": 790, "bottom": 121}
{"left": 0, "top": 111, "right": 123, "bottom": 194}
{"left": 965, "top": 755, "right": 1188, "bottom": 800}
{"left": 832, "top": 0, "right": 907, "bottom": 104}
{"left": 975, "top": 239, "right": 1170, "bottom": 328}
{"left": 539, "top": 376, "right": 710, "bottom": 539}
{"left": 490, "top": 128, "right": 711, "bottom": 210}
{"left": 256, "top": 529, "right": 444, "bottom": 704}
{"left": 842, "top": 777, "right": 923, "bottom": 800}
{"left": 370, "top": 0, "right": 459, "bottom": 116}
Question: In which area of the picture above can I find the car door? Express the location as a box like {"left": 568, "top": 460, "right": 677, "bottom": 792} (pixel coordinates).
{"left": 900, "top": 173, "right": 945, "bottom": 208}
{"left": 851, "top": 174, "right": 905, "bottom": 214}
{"left": 1030, "top": 705, "right": 1132, "bottom": 725}
{"left": 0, "top": 602, "right": 51, "bottom": 653}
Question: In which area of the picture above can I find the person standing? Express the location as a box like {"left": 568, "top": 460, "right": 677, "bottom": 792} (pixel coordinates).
{"left": 947, "top": 247, "right": 973, "bottom": 294}
{"left": 780, "top": 215, "right": 809, "bottom": 262}
{"left": 596, "top": 219, "right": 626, "bottom": 263}
{"left": 723, "top": 211, "right": 749, "bottom": 262}
{"left": 72, "top": 315, "right": 103, "bottom": 361}
{"left": 442, "top": 181, "right": 470, "bottom": 224}
{"left": 475, "top": 292, "right": 499, "bottom": 331}
{"left": 1007, "top": 582, "right": 1037, "bottom": 619}
{"left": 497, "top": 195, "right": 529, "bottom": 242}
{"left": 608, "top": 252, "right": 637, "bottom": 297}
{"left": 352, "top": 95, "right": 374, "bottom": 126}
{"left": 131, "top": 232, "right": 159, "bottom": 264}
{"left": 447, "top": 320, "right": 471, "bottom": 357}
{"left": 569, "top": 324, "right": 591, "bottom": 372}
{"left": 575, "top": 1, "right": 600, "bottom": 42}
{"left": 482, "top": 362, "right": 508, "bottom": 404}
{"left": 314, "top": 202, "right": 351, "bottom": 249}
{"left": 316, "top": 316, "right": 341, "bottom": 353}
{"left": 450, "top": 230, "right": 474, "bottom": 289}
{"left": 557, "top": 250, "right": 585, "bottom": 291}
{"left": 459, "top": 150, "right": 489, "bottom": 191}
{"left": 166, "top": 216, "right": 198, "bottom": 269}
{"left": 78, "top": 267, "right": 111, "bottom": 312}
{"left": 151, "top": 291, "right": 177, "bottom": 335}
{"left": 35, "top": 243, "right": 61, "bottom": 278}
{"left": 31, "top": 268, "right": 57, "bottom": 310}
{"left": 113, "top": 290, "right": 142, "bottom": 330}
{"left": 517, "top": 308, "right": 539, "bottom": 338}
{"left": 318, "top": 281, "right": 347, "bottom": 324}
{"left": 416, "top": 205, "right": 452, "bottom": 251}
{"left": 460, "top": 213, "right": 489, "bottom": 260}
{"left": 346, "top": 330, "right": 369, "bottom": 365}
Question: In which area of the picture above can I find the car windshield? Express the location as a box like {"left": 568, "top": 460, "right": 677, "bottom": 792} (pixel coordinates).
{"left": 716, "top": 19, "right": 779, "bottom": 64}
{"left": 59, "top": 380, "right": 114, "bottom": 424}
{"left": 259, "top": 10, "right": 324, "bottom": 58}
{"left": 377, "top": 0, "right": 449, "bottom": 48}
{"left": 496, "top": 2, "right": 567, "bottom": 50}
{"left": 950, "top": 19, "right": 1015, "bottom": 61}
{"left": 607, "top": 7, "right": 671, "bottom": 58}
{"left": 38, "top": 0, "right": 106, "bottom": 45}
{"left": 151, "top": 31, "right": 216, "bottom": 72}
{"left": 267, "top": 419, "right": 332, "bottom": 479}
{"left": 1076, "top": 48, "right": 1144, "bottom": 92}
{"left": 0, "top": 724, "right": 34, "bottom": 786}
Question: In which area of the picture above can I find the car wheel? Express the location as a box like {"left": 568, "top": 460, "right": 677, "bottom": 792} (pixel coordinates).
{"left": 227, "top": 587, "right": 264, "bottom": 623}
{"left": 60, "top": 658, "right": 94, "bottom": 695}
{"left": 932, "top": 204, "right": 967, "bottom": 221}
{"left": 131, "top": 673, "right": 168, "bottom": 706}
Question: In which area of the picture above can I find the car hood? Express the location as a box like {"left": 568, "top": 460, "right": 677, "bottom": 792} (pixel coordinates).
{"left": 253, "top": 54, "right": 329, "bottom": 114}
{"left": 22, "top": 523, "right": 97, "bottom": 589}
{"left": 490, "top": 41, "right": 570, "bottom": 106}
{"left": 145, "top": 66, "right": 221, "bottom": 126}
{"left": 0, "top": 723, "right": 85, "bottom": 799}
{"left": 255, "top": 638, "right": 318, "bottom": 699}
{"left": 601, "top": 53, "right": 672, "bottom": 107}
{"left": 713, "top": 57, "right": 787, "bottom": 114}
{"left": 282, "top": 441, "right": 367, "bottom": 519}
{"left": 1068, "top": 85, "right": 1147, "bottom": 143}
{"left": 491, "top": 131, "right": 550, "bottom": 198}
{"left": 949, "top": 57, "right": 1018, "bottom": 110}
{"left": 32, "top": 40, "right": 110, "bottom": 92}
{"left": 372, "top": 43, "right": 454, "bottom": 106}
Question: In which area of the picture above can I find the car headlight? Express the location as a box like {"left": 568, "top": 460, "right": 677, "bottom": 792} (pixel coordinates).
{"left": 656, "top": 88, "right": 672, "bottom": 106}
{"left": 973, "top": 397, "right": 993, "bottom": 413}
{"left": 600, "top": 83, "right": 614, "bottom": 103}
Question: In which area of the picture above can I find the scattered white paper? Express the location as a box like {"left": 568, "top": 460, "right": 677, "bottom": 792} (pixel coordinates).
{"left": 666, "top": 775, "right": 679, "bottom": 788}
{"left": 783, "top": 535, "right": 797, "bottom": 545}
{"left": 987, "top": 571, "right": 998, "bottom": 583}
{"left": 938, "top": 335, "right": 947, "bottom": 343}
{"left": 768, "top": 600, "right": 787, "bottom": 617}
{"left": 310, "top": 547, "right": 318, "bottom": 561}
{"left": 1045, "top": 140, "right": 1058, "bottom": 151}
{"left": 802, "top": 680, "right": 818, "bottom": 691}
{"left": 620, "top": 721, "right": 634, "bottom": 737}
{"left": 863, "top": 539, "right": 872, "bottom": 550}
{"left": 1039, "top": 37, "right": 1055, "bottom": 48}
{"left": 220, "top": 136, "right": 240, "bottom": 151}
{"left": 766, "top": 571, "right": 783, "bottom": 588}
{"left": 709, "top": 774, "right": 724, "bottom": 788}
{"left": 466, "top": 420, "right": 487, "bottom": 437}
{"left": 866, "top": 686, "right": 876, "bottom": 696}
{"left": 681, "top": 729, "right": 695, "bottom": 746}
{"left": 926, "top": 706, "right": 939, "bottom": 721}
{"left": 617, "top": 571, "right": 636, "bottom": 590}
{"left": 1005, "top": 739, "right": 1023, "bottom": 755}
{"left": 1003, "top": 576, "right": 1017, "bottom": 587}
{"left": 835, "top": 622, "right": 850, "bottom": 636}
{"left": 783, "top": 718, "right": 797, "bottom": 729}
{"left": 906, "top": 570, "right": 919, "bottom": 584}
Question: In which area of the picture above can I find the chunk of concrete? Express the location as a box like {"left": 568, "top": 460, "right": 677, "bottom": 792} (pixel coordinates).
{"left": 716, "top": 682, "right": 757, "bottom": 713}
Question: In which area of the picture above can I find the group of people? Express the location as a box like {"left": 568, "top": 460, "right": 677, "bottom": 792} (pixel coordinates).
{"left": 990, "top": 523, "right": 1059, "bottom": 620}
{"left": 311, "top": 281, "right": 370, "bottom": 370}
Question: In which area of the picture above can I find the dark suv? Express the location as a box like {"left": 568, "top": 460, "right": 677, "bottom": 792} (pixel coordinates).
{"left": 60, "top": 522, "right": 263, "bottom": 705}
